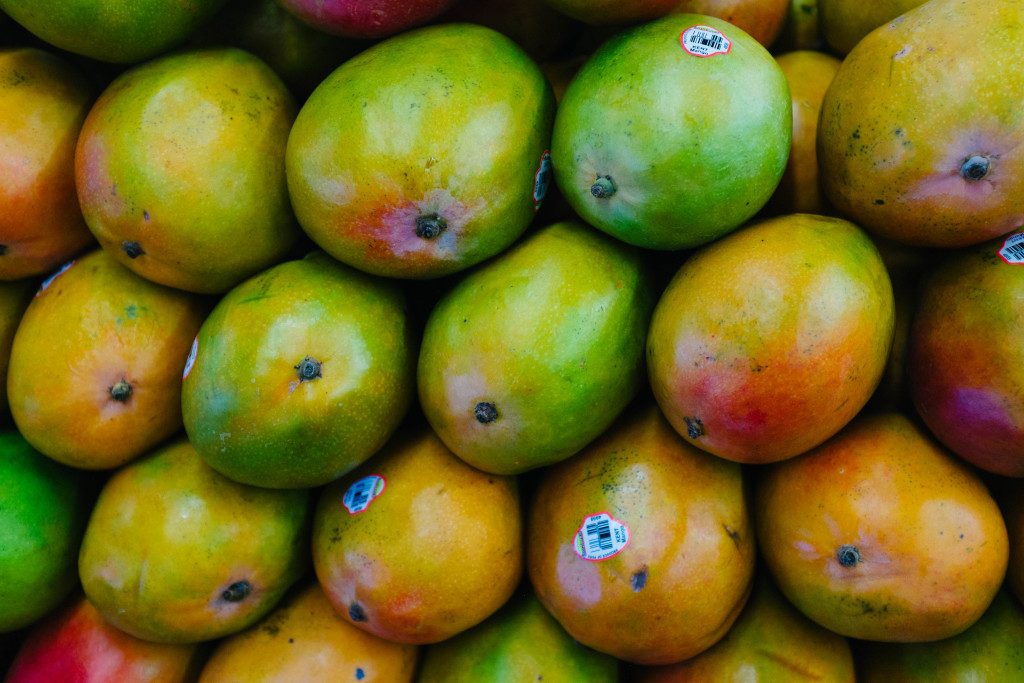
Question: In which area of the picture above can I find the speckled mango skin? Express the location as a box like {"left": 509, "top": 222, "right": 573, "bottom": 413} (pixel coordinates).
{"left": 908, "top": 235, "right": 1024, "bottom": 477}
{"left": 551, "top": 14, "right": 791, "bottom": 250}
{"left": 197, "top": 580, "right": 419, "bottom": 683}
{"left": 755, "top": 413, "right": 1009, "bottom": 643}
{"left": 857, "top": 588, "right": 1024, "bottom": 682}
{"left": 0, "top": 0, "right": 229, "bottom": 63}
{"left": 417, "top": 589, "right": 619, "bottom": 683}
{"left": 634, "top": 572, "right": 855, "bottom": 682}
{"left": 417, "top": 220, "right": 655, "bottom": 475}
{"left": 312, "top": 428, "right": 522, "bottom": 645}
{"left": 182, "top": 250, "right": 416, "bottom": 489}
{"left": 75, "top": 48, "right": 299, "bottom": 294}
{"left": 7, "top": 249, "right": 208, "bottom": 470}
{"left": 0, "top": 48, "right": 95, "bottom": 281}
{"left": 78, "top": 438, "right": 311, "bottom": 645}
{"left": 647, "top": 213, "right": 894, "bottom": 464}
{"left": 527, "top": 402, "right": 755, "bottom": 666}
{"left": 285, "top": 22, "right": 556, "bottom": 280}
{"left": 817, "top": 0, "right": 1024, "bottom": 247}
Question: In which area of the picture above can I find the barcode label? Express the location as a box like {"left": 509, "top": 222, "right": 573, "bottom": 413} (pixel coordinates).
{"left": 999, "top": 232, "right": 1024, "bottom": 264}
{"left": 343, "top": 474, "right": 386, "bottom": 514}
{"left": 680, "top": 25, "right": 732, "bottom": 57}
{"left": 573, "top": 512, "right": 630, "bottom": 561}
{"left": 35, "top": 259, "right": 76, "bottom": 298}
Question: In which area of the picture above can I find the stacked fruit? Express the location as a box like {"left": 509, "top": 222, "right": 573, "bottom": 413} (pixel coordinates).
{"left": 3, "top": 0, "right": 1024, "bottom": 680}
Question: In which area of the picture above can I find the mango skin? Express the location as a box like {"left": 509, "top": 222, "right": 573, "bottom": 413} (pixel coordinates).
{"left": 182, "top": 250, "right": 416, "bottom": 489}
{"left": 551, "top": 13, "right": 791, "bottom": 250}
{"left": 647, "top": 213, "right": 894, "bottom": 464}
{"left": 6, "top": 593, "right": 206, "bottom": 683}
{"left": 312, "top": 427, "right": 522, "bottom": 645}
{"left": 0, "top": 48, "right": 95, "bottom": 281}
{"left": 858, "top": 588, "right": 1024, "bottom": 682}
{"left": 286, "top": 22, "right": 556, "bottom": 280}
{"left": 817, "top": 0, "right": 925, "bottom": 54}
{"left": 755, "top": 413, "right": 1009, "bottom": 643}
{"left": 417, "top": 220, "right": 655, "bottom": 475}
{"left": 0, "top": 432, "right": 91, "bottom": 633}
{"left": 0, "top": 0, "right": 229, "bottom": 63}
{"left": 78, "top": 439, "right": 311, "bottom": 644}
{"left": 527, "top": 402, "right": 755, "bottom": 666}
{"left": 417, "top": 589, "right": 619, "bottom": 683}
{"left": 75, "top": 47, "right": 299, "bottom": 294}
{"left": 197, "top": 580, "right": 419, "bottom": 683}
{"left": 818, "top": 0, "right": 1024, "bottom": 247}
{"left": 908, "top": 235, "right": 1024, "bottom": 477}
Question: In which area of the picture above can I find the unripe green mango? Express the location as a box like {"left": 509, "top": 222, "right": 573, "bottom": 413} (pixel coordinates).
{"left": 417, "top": 220, "right": 656, "bottom": 475}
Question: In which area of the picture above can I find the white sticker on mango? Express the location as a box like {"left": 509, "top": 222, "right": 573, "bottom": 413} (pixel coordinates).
{"left": 998, "top": 232, "right": 1024, "bottom": 264}
{"left": 343, "top": 475, "right": 386, "bottom": 514}
{"left": 680, "top": 25, "right": 732, "bottom": 57}
{"left": 573, "top": 512, "right": 630, "bottom": 561}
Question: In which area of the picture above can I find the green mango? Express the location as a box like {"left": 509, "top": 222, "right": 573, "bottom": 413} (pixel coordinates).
{"left": 0, "top": 431, "right": 92, "bottom": 632}
{"left": 0, "top": 0, "right": 229, "bottom": 63}
{"left": 417, "top": 588, "right": 619, "bottom": 682}
{"left": 417, "top": 220, "right": 655, "bottom": 475}
{"left": 551, "top": 14, "right": 791, "bottom": 250}
{"left": 182, "top": 250, "right": 416, "bottom": 489}
{"left": 286, "top": 22, "right": 556, "bottom": 280}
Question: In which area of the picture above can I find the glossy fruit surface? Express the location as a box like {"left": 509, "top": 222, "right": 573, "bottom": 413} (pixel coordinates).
{"left": 756, "top": 412, "right": 1009, "bottom": 642}
{"left": 527, "top": 402, "right": 755, "bottom": 665}
{"left": 76, "top": 47, "right": 299, "bottom": 293}
{"left": 648, "top": 213, "right": 894, "bottom": 464}
{"left": 182, "top": 251, "right": 416, "bottom": 489}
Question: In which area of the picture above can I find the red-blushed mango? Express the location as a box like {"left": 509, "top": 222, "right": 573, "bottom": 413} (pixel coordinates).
{"left": 755, "top": 412, "right": 1009, "bottom": 642}
{"left": 527, "top": 402, "right": 755, "bottom": 666}
{"left": 647, "top": 213, "right": 894, "bottom": 464}
{"left": 0, "top": 0, "right": 229, "bottom": 63}
{"left": 0, "top": 432, "right": 92, "bottom": 633}
{"left": 75, "top": 47, "right": 299, "bottom": 294}
{"left": 417, "top": 588, "right": 619, "bottom": 682}
{"left": 551, "top": 14, "right": 791, "bottom": 250}
{"left": 5, "top": 592, "right": 206, "bottom": 683}
{"left": 764, "top": 49, "right": 841, "bottom": 216}
{"left": 312, "top": 426, "right": 522, "bottom": 645}
{"left": 908, "top": 232, "right": 1024, "bottom": 477}
{"left": 0, "top": 48, "right": 95, "bottom": 281}
{"left": 277, "top": 0, "right": 459, "bottom": 40}
{"left": 182, "top": 251, "right": 416, "bottom": 489}
{"left": 631, "top": 571, "right": 855, "bottom": 682}
{"left": 818, "top": 0, "right": 1024, "bottom": 248}
{"left": 7, "top": 249, "right": 209, "bottom": 470}
{"left": 285, "top": 23, "right": 555, "bottom": 280}
{"left": 417, "top": 220, "right": 655, "bottom": 475}
{"left": 857, "top": 588, "right": 1024, "bottom": 682}
{"left": 197, "top": 579, "right": 419, "bottom": 683}
{"left": 672, "top": 0, "right": 790, "bottom": 47}
{"left": 78, "top": 438, "right": 311, "bottom": 644}
{"left": 817, "top": 0, "right": 924, "bottom": 54}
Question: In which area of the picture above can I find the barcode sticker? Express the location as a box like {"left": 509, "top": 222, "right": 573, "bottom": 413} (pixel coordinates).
{"left": 573, "top": 512, "right": 630, "bottom": 561}
{"left": 343, "top": 474, "right": 386, "bottom": 514}
{"left": 998, "top": 232, "right": 1024, "bottom": 264}
{"left": 680, "top": 25, "right": 732, "bottom": 57}
{"left": 182, "top": 336, "right": 198, "bottom": 380}
{"left": 35, "top": 259, "right": 76, "bottom": 297}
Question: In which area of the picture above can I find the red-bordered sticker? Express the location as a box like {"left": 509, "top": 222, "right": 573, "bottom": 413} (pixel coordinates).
{"left": 533, "top": 150, "right": 552, "bottom": 212}
{"left": 998, "top": 232, "right": 1024, "bottom": 264}
{"left": 343, "top": 474, "right": 387, "bottom": 514}
{"left": 680, "top": 25, "right": 732, "bottom": 57}
{"left": 35, "top": 259, "right": 76, "bottom": 297}
{"left": 573, "top": 512, "right": 630, "bottom": 561}
{"left": 182, "top": 336, "right": 198, "bottom": 380}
